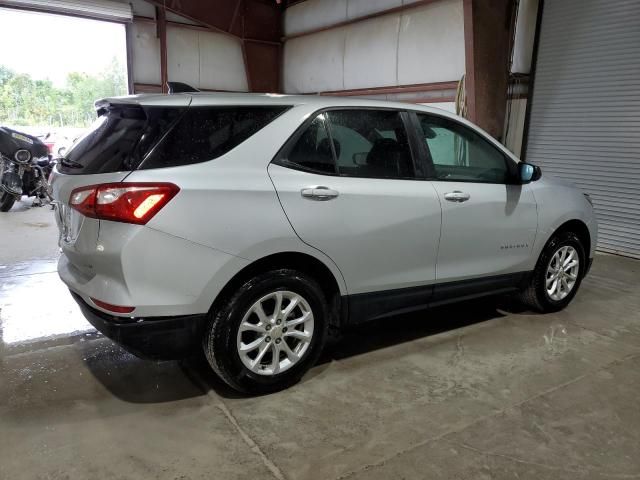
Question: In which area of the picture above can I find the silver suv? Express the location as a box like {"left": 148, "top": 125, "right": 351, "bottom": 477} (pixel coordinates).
{"left": 52, "top": 93, "right": 597, "bottom": 393}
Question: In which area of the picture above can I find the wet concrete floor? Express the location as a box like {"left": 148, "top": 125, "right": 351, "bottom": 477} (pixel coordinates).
{"left": 1, "top": 203, "right": 640, "bottom": 479}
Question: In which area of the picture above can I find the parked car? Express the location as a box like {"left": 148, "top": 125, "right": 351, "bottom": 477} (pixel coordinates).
{"left": 50, "top": 93, "right": 597, "bottom": 394}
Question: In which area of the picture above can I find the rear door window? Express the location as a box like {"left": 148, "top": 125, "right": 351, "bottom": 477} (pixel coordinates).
{"left": 141, "top": 106, "right": 290, "bottom": 170}
{"left": 325, "top": 110, "right": 416, "bottom": 179}
{"left": 275, "top": 113, "right": 337, "bottom": 174}
{"left": 274, "top": 109, "right": 417, "bottom": 179}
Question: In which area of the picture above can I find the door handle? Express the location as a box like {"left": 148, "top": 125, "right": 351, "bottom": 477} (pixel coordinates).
{"left": 443, "top": 191, "right": 471, "bottom": 202}
{"left": 301, "top": 186, "right": 339, "bottom": 201}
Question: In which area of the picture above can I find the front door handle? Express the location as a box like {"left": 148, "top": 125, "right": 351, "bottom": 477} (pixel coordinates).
{"left": 444, "top": 191, "right": 471, "bottom": 202}
{"left": 301, "top": 186, "right": 339, "bottom": 201}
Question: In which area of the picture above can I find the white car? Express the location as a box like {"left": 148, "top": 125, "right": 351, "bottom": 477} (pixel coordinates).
{"left": 51, "top": 93, "right": 597, "bottom": 393}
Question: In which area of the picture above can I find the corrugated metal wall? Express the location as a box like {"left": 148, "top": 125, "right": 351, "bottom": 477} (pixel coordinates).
{"left": 282, "top": 0, "right": 465, "bottom": 94}
{"left": 525, "top": 0, "right": 640, "bottom": 258}
{"left": 129, "top": 1, "right": 248, "bottom": 92}
{"left": 166, "top": 27, "right": 247, "bottom": 92}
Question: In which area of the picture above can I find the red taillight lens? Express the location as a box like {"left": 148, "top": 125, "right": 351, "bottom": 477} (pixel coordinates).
{"left": 69, "top": 183, "right": 179, "bottom": 225}
{"left": 90, "top": 298, "right": 135, "bottom": 314}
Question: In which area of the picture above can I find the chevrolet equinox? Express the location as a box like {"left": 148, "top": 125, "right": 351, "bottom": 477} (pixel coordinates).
{"left": 51, "top": 93, "right": 597, "bottom": 394}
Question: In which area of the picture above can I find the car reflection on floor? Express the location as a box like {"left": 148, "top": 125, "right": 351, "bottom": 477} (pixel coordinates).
{"left": 0, "top": 259, "right": 93, "bottom": 346}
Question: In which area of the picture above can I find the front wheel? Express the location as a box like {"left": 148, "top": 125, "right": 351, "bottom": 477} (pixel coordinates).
{"left": 519, "top": 231, "right": 585, "bottom": 312}
{"left": 203, "top": 269, "right": 329, "bottom": 394}
{"left": 0, "top": 191, "right": 16, "bottom": 212}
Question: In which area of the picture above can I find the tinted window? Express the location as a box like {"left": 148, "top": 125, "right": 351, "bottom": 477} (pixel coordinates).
{"left": 326, "top": 110, "right": 415, "bottom": 179}
{"left": 279, "top": 114, "right": 336, "bottom": 174}
{"left": 416, "top": 114, "right": 511, "bottom": 183}
{"left": 142, "top": 106, "right": 289, "bottom": 169}
{"left": 60, "top": 106, "right": 181, "bottom": 175}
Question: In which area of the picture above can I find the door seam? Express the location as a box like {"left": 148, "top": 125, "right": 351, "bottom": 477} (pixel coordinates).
{"left": 266, "top": 164, "right": 350, "bottom": 295}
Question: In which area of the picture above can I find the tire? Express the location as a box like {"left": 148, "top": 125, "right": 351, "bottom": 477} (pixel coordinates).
{"left": 0, "top": 192, "right": 16, "bottom": 212}
{"left": 519, "top": 231, "right": 586, "bottom": 313}
{"left": 203, "top": 269, "right": 329, "bottom": 394}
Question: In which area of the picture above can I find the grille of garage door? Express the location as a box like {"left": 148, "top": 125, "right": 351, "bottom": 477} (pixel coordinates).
{"left": 0, "top": 0, "right": 132, "bottom": 22}
{"left": 525, "top": 0, "right": 640, "bottom": 258}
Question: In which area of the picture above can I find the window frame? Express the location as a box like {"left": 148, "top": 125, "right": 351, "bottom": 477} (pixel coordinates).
{"left": 273, "top": 110, "right": 338, "bottom": 175}
{"left": 272, "top": 107, "right": 427, "bottom": 181}
{"left": 407, "top": 111, "right": 520, "bottom": 185}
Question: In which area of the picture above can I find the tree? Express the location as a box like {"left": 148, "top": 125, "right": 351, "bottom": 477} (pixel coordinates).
{"left": 0, "top": 57, "right": 128, "bottom": 127}
{"left": 0, "top": 65, "right": 13, "bottom": 86}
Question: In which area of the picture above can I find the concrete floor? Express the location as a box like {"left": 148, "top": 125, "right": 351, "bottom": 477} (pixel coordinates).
{"left": 1, "top": 202, "right": 640, "bottom": 480}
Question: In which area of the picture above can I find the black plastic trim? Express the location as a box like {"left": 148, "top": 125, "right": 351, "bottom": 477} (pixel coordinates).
{"left": 347, "top": 284, "right": 434, "bottom": 324}
{"left": 71, "top": 292, "right": 207, "bottom": 360}
{"left": 431, "top": 271, "right": 529, "bottom": 305}
{"left": 585, "top": 257, "right": 594, "bottom": 277}
{"left": 72, "top": 270, "right": 535, "bottom": 357}
{"left": 346, "top": 272, "right": 530, "bottom": 325}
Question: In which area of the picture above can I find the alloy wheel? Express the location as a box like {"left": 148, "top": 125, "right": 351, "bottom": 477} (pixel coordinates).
{"left": 545, "top": 245, "right": 580, "bottom": 301}
{"left": 236, "top": 290, "right": 314, "bottom": 376}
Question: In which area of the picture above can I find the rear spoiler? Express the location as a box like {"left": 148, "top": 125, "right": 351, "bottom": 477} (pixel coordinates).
{"left": 167, "top": 82, "right": 200, "bottom": 94}
{"left": 94, "top": 93, "right": 193, "bottom": 115}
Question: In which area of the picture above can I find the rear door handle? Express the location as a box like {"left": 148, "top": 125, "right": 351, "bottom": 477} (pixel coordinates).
{"left": 301, "top": 186, "right": 339, "bottom": 201}
{"left": 443, "top": 191, "right": 471, "bottom": 202}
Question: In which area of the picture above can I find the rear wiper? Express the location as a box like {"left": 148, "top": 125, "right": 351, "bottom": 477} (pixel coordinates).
{"left": 60, "top": 157, "right": 83, "bottom": 169}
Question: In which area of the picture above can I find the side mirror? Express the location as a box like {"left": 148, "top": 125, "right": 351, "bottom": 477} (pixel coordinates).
{"left": 519, "top": 162, "right": 541, "bottom": 184}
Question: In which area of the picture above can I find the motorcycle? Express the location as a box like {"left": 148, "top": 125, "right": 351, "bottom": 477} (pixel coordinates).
{"left": 0, "top": 126, "right": 55, "bottom": 212}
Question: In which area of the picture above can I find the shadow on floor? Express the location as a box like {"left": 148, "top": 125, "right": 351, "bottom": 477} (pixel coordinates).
{"left": 189, "top": 295, "right": 517, "bottom": 400}
{"left": 76, "top": 338, "right": 209, "bottom": 404}
{"left": 7, "top": 295, "right": 520, "bottom": 404}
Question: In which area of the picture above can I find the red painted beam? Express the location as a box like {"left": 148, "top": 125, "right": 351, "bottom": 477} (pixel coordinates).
{"left": 143, "top": 0, "right": 283, "bottom": 93}
{"left": 143, "top": 0, "right": 282, "bottom": 42}
{"left": 465, "top": 0, "right": 513, "bottom": 138}
{"left": 244, "top": 41, "right": 281, "bottom": 93}
{"left": 146, "top": 0, "right": 237, "bottom": 36}
{"left": 318, "top": 81, "right": 459, "bottom": 97}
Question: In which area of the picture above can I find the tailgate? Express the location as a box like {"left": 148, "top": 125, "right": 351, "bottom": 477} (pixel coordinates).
{"left": 51, "top": 97, "right": 189, "bottom": 259}
{"left": 51, "top": 169, "right": 130, "bottom": 274}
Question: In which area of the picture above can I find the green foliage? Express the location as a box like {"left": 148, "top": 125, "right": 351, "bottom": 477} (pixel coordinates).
{"left": 0, "top": 57, "right": 127, "bottom": 127}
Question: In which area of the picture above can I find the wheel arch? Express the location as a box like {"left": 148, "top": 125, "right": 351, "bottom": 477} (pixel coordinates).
{"left": 209, "top": 251, "right": 345, "bottom": 329}
{"left": 550, "top": 219, "right": 591, "bottom": 260}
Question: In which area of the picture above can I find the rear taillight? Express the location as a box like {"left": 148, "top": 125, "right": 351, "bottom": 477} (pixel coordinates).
{"left": 69, "top": 183, "right": 179, "bottom": 225}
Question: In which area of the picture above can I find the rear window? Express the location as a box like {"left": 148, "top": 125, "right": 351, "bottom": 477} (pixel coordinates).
{"left": 59, "top": 105, "right": 289, "bottom": 175}
{"left": 59, "top": 106, "right": 181, "bottom": 175}
{"left": 140, "top": 106, "right": 290, "bottom": 170}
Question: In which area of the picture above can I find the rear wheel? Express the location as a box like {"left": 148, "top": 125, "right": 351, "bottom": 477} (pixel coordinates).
{"left": 519, "top": 231, "right": 585, "bottom": 312}
{"left": 0, "top": 192, "right": 16, "bottom": 212}
{"left": 203, "top": 269, "right": 328, "bottom": 394}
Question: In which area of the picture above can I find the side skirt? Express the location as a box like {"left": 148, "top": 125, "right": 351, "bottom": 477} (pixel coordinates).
{"left": 345, "top": 272, "right": 531, "bottom": 326}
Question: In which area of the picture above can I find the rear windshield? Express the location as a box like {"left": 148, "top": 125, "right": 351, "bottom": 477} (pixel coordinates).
{"left": 59, "top": 105, "right": 289, "bottom": 175}
{"left": 59, "top": 106, "right": 181, "bottom": 175}
{"left": 140, "top": 106, "right": 290, "bottom": 170}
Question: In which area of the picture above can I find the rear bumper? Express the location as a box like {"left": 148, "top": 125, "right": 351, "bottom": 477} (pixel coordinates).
{"left": 71, "top": 291, "right": 207, "bottom": 360}
{"left": 57, "top": 223, "right": 250, "bottom": 318}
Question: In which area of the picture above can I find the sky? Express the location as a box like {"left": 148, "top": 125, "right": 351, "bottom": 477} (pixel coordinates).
{"left": 0, "top": 8, "right": 127, "bottom": 86}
